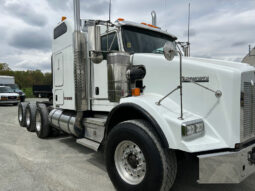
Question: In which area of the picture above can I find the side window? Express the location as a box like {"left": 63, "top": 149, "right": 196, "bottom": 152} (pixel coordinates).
{"left": 101, "top": 32, "right": 119, "bottom": 51}
{"left": 54, "top": 22, "right": 67, "bottom": 40}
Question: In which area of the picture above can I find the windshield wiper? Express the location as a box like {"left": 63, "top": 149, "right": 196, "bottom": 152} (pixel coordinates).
{"left": 152, "top": 49, "right": 164, "bottom": 54}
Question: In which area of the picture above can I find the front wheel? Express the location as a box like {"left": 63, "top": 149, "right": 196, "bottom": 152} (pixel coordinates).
{"left": 105, "top": 120, "right": 177, "bottom": 191}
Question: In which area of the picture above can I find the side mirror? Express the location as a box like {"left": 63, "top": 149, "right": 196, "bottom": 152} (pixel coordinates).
{"left": 94, "top": 25, "right": 101, "bottom": 52}
{"left": 91, "top": 51, "right": 103, "bottom": 64}
{"left": 163, "top": 42, "right": 177, "bottom": 61}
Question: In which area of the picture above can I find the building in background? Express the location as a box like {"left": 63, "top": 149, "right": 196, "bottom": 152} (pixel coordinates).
{"left": 242, "top": 46, "right": 255, "bottom": 67}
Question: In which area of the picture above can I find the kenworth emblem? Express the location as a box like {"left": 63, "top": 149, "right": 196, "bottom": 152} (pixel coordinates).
{"left": 182, "top": 76, "right": 209, "bottom": 83}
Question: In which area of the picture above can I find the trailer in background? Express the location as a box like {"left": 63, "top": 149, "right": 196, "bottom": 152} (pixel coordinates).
{"left": 32, "top": 85, "right": 52, "bottom": 99}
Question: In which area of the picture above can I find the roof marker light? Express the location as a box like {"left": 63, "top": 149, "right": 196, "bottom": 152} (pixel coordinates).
{"left": 118, "top": 18, "right": 125, "bottom": 21}
{"left": 62, "top": 16, "right": 67, "bottom": 21}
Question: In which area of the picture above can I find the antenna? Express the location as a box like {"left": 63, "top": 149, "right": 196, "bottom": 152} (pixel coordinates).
{"left": 107, "top": 0, "right": 112, "bottom": 50}
{"left": 187, "top": 3, "right": 191, "bottom": 56}
{"left": 109, "top": 0, "right": 111, "bottom": 21}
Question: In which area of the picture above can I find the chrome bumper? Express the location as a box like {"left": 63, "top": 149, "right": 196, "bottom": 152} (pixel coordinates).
{"left": 0, "top": 100, "right": 19, "bottom": 104}
{"left": 198, "top": 143, "right": 255, "bottom": 184}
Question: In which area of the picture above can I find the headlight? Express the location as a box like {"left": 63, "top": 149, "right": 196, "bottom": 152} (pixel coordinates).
{"left": 182, "top": 120, "right": 205, "bottom": 137}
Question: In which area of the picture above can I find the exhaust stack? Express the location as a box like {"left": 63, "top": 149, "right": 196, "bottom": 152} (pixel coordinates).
{"left": 73, "top": 0, "right": 80, "bottom": 33}
{"left": 73, "top": 0, "right": 87, "bottom": 136}
{"left": 151, "top": 10, "right": 157, "bottom": 26}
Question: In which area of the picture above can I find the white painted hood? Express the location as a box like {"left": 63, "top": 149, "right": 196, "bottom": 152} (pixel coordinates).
{"left": 0, "top": 93, "right": 19, "bottom": 97}
{"left": 131, "top": 53, "right": 255, "bottom": 150}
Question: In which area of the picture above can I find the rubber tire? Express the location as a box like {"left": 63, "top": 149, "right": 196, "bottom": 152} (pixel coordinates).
{"left": 35, "top": 103, "right": 50, "bottom": 138}
{"left": 18, "top": 102, "right": 29, "bottom": 127}
{"left": 13, "top": 103, "right": 18, "bottom": 106}
{"left": 105, "top": 120, "right": 177, "bottom": 191}
{"left": 25, "top": 103, "right": 37, "bottom": 132}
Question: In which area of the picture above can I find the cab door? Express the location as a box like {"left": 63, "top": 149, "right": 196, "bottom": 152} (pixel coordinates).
{"left": 92, "top": 31, "right": 120, "bottom": 111}
{"left": 53, "top": 52, "right": 64, "bottom": 106}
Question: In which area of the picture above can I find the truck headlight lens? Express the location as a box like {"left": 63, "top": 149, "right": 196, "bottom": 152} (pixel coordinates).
{"left": 182, "top": 120, "right": 204, "bottom": 137}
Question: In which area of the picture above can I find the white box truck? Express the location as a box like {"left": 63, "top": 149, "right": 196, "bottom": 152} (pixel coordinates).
{"left": 18, "top": 1, "right": 255, "bottom": 190}
{"left": 0, "top": 75, "right": 15, "bottom": 85}
{"left": 0, "top": 75, "right": 26, "bottom": 102}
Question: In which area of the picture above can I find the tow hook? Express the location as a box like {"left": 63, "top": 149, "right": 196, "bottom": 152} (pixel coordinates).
{"left": 248, "top": 147, "right": 255, "bottom": 164}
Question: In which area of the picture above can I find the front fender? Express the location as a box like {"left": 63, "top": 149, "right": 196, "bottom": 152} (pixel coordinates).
{"left": 120, "top": 93, "right": 229, "bottom": 153}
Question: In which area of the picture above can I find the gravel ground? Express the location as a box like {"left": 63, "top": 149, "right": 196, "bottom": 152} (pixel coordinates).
{"left": 0, "top": 98, "right": 254, "bottom": 191}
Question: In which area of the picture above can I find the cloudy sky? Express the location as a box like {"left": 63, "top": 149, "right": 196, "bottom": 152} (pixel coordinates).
{"left": 0, "top": 0, "right": 254, "bottom": 72}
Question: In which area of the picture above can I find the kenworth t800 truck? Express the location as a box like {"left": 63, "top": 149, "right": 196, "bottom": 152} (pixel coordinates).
{"left": 18, "top": 0, "right": 255, "bottom": 190}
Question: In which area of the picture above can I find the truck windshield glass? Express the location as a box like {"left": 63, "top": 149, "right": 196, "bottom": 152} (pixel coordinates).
{"left": 0, "top": 87, "right": 13, "bottom": 93}
{"left": 122, "top": 26, "right": 176, "bottom": 54}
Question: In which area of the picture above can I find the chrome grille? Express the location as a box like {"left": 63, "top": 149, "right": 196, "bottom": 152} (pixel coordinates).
{"left": 242, "top": 82, "right": 255, "bottom": 140}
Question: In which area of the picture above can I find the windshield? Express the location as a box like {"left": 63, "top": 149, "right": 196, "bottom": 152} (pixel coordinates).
{"left": 122, "top": 26, "right": 176, "bottom": 54}
{"left": 0, "top": 87, "right": 13, "bottom": 93}
{"left": 8, "top": 84, "right": 19, "bottom": 91}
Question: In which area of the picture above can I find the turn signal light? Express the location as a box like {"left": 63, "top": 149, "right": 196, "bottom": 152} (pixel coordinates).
{"left": 118, "top": 18, "right": 125, "bottom": 21}
{"left": 62, "top": 16, "right": 67, "bottom": 21}
{"left": 141, "top": 22, "right": 158, "bottom": 28}
{"left": 132, "top": 88, "right": 141, "bottom": 97}
{"left": 1, "top": 97, "right": 8, "bottom": 101}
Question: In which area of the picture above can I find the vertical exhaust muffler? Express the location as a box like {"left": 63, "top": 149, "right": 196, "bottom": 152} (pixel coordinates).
{"left": 73, "top": 0, "right": 87, "bottom": 137}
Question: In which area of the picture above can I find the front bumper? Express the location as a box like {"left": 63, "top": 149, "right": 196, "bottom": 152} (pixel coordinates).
{"left": 198, "top": 143, "right": 255, "bottom": 184}
{"left": 0, "top": 100, "right": 19, "bottom": 104}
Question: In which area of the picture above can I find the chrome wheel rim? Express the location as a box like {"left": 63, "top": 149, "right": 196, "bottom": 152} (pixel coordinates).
{"left": 18, "top": 106, "right": 23, "bottom": 122}
{"left": 36, "top": 112, "right": 42, "bottom": 132}
{"left": 114, "top": 140, "right": 146, "bottom": 185}
{"left": 26, "top": 111, "right": 30, "bottom": 127}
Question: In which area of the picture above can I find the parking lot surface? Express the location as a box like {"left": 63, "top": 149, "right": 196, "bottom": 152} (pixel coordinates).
{"left": 0, "top": 98, "right": 255, "bottom": 191}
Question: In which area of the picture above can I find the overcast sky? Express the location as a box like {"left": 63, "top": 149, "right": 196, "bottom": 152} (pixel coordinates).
{"left": 0, "top": 0, "right": 254, "bottom": 72}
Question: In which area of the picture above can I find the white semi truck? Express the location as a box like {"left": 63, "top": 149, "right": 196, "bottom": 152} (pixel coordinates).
{"left": 18, "top": 0, "right": 255, "bottom": 190}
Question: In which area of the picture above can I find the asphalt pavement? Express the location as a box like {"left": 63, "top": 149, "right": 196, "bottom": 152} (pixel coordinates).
{"left": 0, "top": 98, "right": 254, "bottom": 191}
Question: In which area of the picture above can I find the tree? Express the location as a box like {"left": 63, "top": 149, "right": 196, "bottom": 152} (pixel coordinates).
{"left": 0, "top": 63, "right": 11, "bottom": 71}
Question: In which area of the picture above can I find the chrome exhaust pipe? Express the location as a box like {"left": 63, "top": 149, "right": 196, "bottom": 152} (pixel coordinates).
{"left": 151, "top": 10, "right": 157, "bottom": 26}
{"left": 73, "top": 0, "right": 87, "bottom": 137}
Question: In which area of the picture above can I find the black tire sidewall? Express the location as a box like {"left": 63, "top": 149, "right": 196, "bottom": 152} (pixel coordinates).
{"left": 18, "top": 102, "right": 28, "bottom": 127}
{"left": 25, "top": 103, "right": 36, "bottom": 132}
{"left": 35, "top": 104, "right": 50, "bottom": 138}
{"left": 106, "top": 121, "right": 164, "bottom": 191}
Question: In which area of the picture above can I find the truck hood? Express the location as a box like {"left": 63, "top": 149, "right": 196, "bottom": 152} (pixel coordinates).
{"left": 132, "top": 53, "right": 253, "bottom": 72}
{"left": 132, "top": 53, "right": 255, "bottom": 147}
{"left": 132, "top": 53, "right": 254, "bottom": 98}
{"left": 0, "top": 93, "right": 19, "bottom": 97}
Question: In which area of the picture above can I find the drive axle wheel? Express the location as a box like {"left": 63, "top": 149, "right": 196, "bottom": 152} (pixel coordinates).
{"left": 25, "top": 103, "right": 37, "bottom": 132}
{"left": 18, "top": 102, "right": 29, "bottom": 127}
{"left": 35, "top": 104, "right": 50, "bottom": 138}
{"left": 105, "top": 120, "right": 177, "bottom": 191}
